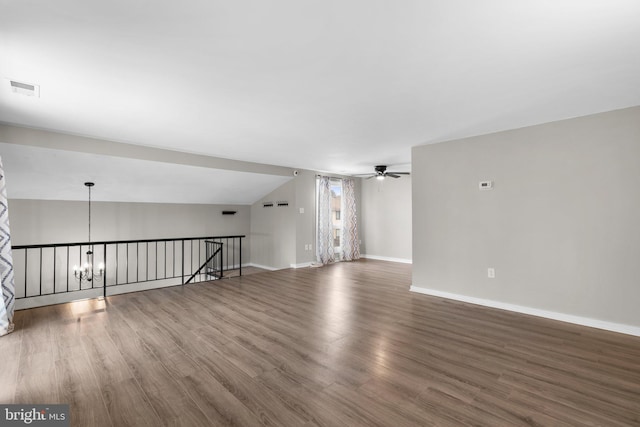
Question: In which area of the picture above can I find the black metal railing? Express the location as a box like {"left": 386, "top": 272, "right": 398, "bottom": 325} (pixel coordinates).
{"left": 185, "top": 240, "right": 224, "bottom": 284}
{"left": 11, "top": 235, "right": 245, "bottom": 304}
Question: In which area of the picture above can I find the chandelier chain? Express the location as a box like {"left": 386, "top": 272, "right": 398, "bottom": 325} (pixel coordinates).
{"left": 88, "top": 184, "right": 91, "bottom": 244}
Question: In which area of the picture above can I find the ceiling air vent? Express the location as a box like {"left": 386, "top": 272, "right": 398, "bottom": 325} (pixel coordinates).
{"left": 10, "top": 80, "right": 40, "bottom": 97}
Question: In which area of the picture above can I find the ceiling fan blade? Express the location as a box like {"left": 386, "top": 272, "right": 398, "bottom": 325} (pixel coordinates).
{"left": 387, "top": 172, "right": 410, "bottom": 175}
{"left": 353, "top": 173, "right": 374, "bottom": 176}
{"left": 366, "top": 175, "right": 377, "bottom": 179}
{"left": 387, "top": 173, "right": 401, "bottom": 178}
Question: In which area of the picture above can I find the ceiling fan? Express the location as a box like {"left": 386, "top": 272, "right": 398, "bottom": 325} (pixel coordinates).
{"left": 354, "top": 165, "right": 411, "bottom": 180}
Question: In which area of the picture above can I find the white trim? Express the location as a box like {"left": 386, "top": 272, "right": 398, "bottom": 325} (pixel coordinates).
{"left": 410, "top": 285, "right": 640, "bottom": 337}
{"left": 362, "top": 254, "right": 412, "bottom": 264}
{"left": 290, "top": 262, "right": 313, "bottom": 269}
{"left": 15, "top": 277, "right": 183, "bottom": 310}
{"left": 223, "top": 262, "right": 251, "bottom": 270}
{"left": 246, "top": 263, "right": 281, "bottom": 271}
{"left": 15, "top": 288, "right": 102, "bottom": 310}
{"left": 107, "top": 278, "right": 182, "bottom": 296}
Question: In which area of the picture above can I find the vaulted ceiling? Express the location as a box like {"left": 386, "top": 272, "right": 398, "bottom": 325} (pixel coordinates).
{"left": 1, "top": 0, "right": 639, "bottom": 202}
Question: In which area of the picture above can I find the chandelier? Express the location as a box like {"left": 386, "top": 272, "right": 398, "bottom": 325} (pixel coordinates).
{"left": 73, "top": 182, "right": 104, "bottom": 283}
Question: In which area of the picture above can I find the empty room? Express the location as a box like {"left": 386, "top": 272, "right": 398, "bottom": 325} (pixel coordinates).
{"left": 1, "top": 1, "right": 639, "bottom": 426}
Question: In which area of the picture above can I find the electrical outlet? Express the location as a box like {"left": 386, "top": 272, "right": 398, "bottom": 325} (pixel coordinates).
{"left": 487, "top": 268, "right": 495, "bottom": 278}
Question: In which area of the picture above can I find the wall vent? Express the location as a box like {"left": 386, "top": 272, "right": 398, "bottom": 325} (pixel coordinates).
{"left": 10, "top": 80, "right": 40, "bottom": 97}
{"left": 277, "top": 201, "right": 289, "bottom": 207}
{"left": 222, "top": 210, "right": 237, "bottom": 215}
{"left": 263, "top": 202, "right": 274, "bottom": 208}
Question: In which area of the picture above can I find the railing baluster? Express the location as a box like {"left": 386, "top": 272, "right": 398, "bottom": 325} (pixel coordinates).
{"left": 116, "top": 244, "right": 119, "bottom": 285}
{"left": 24, "top": 250, "right": 28, "bottom": 298}
{"left": 220, "top": 241, "right": 224, "bottom": 278}
{"left": 79, "top": 245, "right": 83, "bottom": 290}
{"left": 126, "top": 243, "right": 129, "bottom": 284}
{"left": 103, "top": 243, "right": 107, "bottom": 298}
{"left": 39, "top": 247, "right": 43, "bottom": 296}
{"left": 53, "top": 247, "right": 56, "bottom": 293}
{"left": 91, "top": 244, "right": 95, "bottom": 289}
{"left": 66, "top": 246, "right": 69, "bottom": 292}
{"left": 239, "top": 237, "right": 242, "bottom": 277}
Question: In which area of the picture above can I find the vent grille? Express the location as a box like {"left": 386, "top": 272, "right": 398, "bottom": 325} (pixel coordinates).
{"left": 10, "top": 80, "right": 40, "bottom": 97}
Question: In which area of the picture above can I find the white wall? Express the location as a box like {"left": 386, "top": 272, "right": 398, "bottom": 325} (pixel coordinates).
{"left": 360, "top": 176, "right": 412, "bottom": 263}
{"left": 411, "top": 106, "right": 640, "bottom": 333}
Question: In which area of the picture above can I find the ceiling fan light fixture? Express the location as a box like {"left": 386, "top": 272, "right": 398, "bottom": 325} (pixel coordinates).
{"left": 353, "top": 165, "right": 410, "bottom": 180}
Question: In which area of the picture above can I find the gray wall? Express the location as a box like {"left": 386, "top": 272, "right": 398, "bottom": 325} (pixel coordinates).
{"left": 250, "top": 169, "right": 363, "bottom": 269}
{"left": 250, "top": 180, "right": 296, "bottom": 269}
{"left": 361, "top": 176, "right": 412, "bottom": 262}
{"left": 294, "top": 169, "right": 317, "bottom": 266}
{"left": 8, "top": 199, "right": 250, "bottom": 245}
{"left": 412, "top": 106, "right": 640, "bottom": 327}
{"left": 9, "top": 199, "right": 252, "bottom": 308}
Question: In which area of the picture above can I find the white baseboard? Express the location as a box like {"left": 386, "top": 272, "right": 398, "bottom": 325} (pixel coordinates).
{"left": 362, "top": 254, "right": 412, "bottom": 264}
{"left": 16, "top": 288, "right": 103, "bottom": 310}
{"left": 224, "top": 262, "right": 251, "bottom": 270}
{"left": 16, "top": 278, "right": 182, "bottom": 310}
{"left": 410, "top": 285, "right": 640, "bottom": 337}
{"left": 290, "top": 262, "right": 313, "bottom": 269}
{"left": 246, "top": 263, "right": 281, "bottom": 271}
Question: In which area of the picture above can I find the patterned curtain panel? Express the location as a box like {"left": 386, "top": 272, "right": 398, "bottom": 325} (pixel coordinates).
{"left": 341, "top": 178, "right": 360, "bottom": 261}
{"left": 0, "top": 157, "right": 15, "bottom": 336}
{"left": 316, "top": 176, "right": 335, "bottom": 264}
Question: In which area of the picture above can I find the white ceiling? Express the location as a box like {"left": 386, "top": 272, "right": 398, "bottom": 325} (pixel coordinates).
{"left": 1, "top": 0, "right": 639, "bottom": 201}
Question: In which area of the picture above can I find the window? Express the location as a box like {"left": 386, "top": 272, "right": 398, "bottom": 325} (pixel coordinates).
{"left": 316, "top": 176, "right": 359, "bottom": 263}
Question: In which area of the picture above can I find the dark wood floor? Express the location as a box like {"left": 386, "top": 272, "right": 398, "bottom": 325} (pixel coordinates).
{"left": 2, "top": 259, "right": 639, "bottom": 426}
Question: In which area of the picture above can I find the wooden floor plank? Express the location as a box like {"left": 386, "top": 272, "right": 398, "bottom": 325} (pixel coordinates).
{"left": 0, "top": 317, "right": 23, "bottom": 404}
{"left": 4, "top": 259, "right": 640, "bottom": 426}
